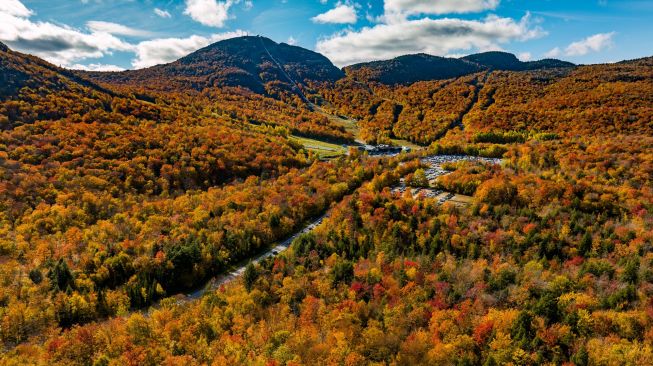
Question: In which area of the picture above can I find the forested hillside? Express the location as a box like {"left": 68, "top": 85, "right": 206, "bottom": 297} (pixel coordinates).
{"left": 1, "top": 36, "right": 652, "bottom": 366}
{"left": 0, "top": 44, "right": 161, "bottom": 130}
{"left": 319, "top": 56, "right": 652, "bottom": 145}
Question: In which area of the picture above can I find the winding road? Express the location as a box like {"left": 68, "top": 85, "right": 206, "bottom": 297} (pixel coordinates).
{"left": 181, "top": 214, "right": 328, "bottom": 302}
{"left": 181, "top": 154, "right": 502, "bottom": 303}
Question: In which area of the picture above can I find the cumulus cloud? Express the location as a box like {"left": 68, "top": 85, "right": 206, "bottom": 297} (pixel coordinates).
{"left": 0, "top": 0, "right": 32, "bottom": 17}
{"left": 183, "top": 0, "right": 243, "bottom": 27}
{"left": 565, "top": 32, "right": 615, "bottom": 56}
{"left": 69, "top": 63, "right": 126, "bottom": 72}
{"left": 0, "top": 1, "right": 134, "bottom": 66}
{"left": 384, "top": 0, "right": 500, "bottom": 22}
{"left": 544, "top": 47, "right": 561, "bottom": 58}
{"left": 86, "top": 21, "right": 151, "bottom": 37}
{"left": 131, "top": 30, "right": 246, "bottom": 68}
{"left": 517, "top": 51, "right": 532, "bottom": 61}
{"left": 316, "top": 13, "right": 544, "bottom": 66}
{"left": 545, "top": 32, "right": 615, "bottom": 58}
{"left": 312, "top": 3, "right": 358, "bottom": 24}
{"left": 154, "top": 8, "right": 172, "bottom": 18}
{"left": 0, "top": 0, "right": 251, "bottom": 70}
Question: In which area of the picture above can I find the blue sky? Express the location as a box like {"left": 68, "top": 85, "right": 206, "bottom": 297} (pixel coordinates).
{"left": 0, "top": 0, "right": 651, "bottom": 70}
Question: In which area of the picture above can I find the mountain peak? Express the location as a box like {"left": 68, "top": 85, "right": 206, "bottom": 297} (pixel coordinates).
{"left": 83, "top": 35, "right": 344, "bottom": 96}
{"left": 175, "top": 35, "right": 344, "bottom": 93}
{"left": 0, "top": 42, "right": 8, "bottom": 52}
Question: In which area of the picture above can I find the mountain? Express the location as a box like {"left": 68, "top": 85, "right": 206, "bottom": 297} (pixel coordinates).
{"left": 344, "top": 51, "right": 575, "bottom": 85}
{"left": 462, "top": 51, "right": 575, "bottom": 71}
{"left": 343, "top": 53, "right": 484, "bottom": 85}
{"left": 83, "top": 36, "right": 344, "bottom": 95}
{"left": 80, "top": 38, "right": 573, "bottom": 94}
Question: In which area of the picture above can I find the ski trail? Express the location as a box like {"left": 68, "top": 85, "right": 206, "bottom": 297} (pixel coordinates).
{"left": 258, "top": 36, "right": 313, "bottom": 107}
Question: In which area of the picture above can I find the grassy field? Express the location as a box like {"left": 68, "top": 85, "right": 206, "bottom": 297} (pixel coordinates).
{"left": 389, "top": 137, "right": 424, "bottom": 151}
{"left": 290, "top": 135, "right": 347, "bottom": 159}
{"left": 314, "top": 106, "right": 362, "bottom": 141}
{"left": 315, "top": 106, "right": 426, "bottom": 151}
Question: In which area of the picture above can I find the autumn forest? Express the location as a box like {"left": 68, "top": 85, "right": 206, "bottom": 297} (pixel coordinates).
{"left": 0, "top": 34, "right": 652, "bottom": 366}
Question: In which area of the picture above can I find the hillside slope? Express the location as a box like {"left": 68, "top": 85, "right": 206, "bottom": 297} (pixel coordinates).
{"left": 319, "top": 56, "right": 651, "bottom": 144}
{"left": 464, "top": 56, "right": 653, "bottom": 135}
{"left": 0, "top": 43, "right": 162, "bottom": 129}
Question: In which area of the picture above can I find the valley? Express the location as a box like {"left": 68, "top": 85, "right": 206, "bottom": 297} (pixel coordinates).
{"left": 0, "top": 32, "right": 652, "bottom": 365}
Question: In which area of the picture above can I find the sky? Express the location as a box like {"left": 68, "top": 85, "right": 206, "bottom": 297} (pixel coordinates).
{"left": 0, "top": 0, "right": 651, "bottom": 71}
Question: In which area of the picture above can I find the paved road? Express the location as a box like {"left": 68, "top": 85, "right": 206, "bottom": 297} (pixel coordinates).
{"left": 181, "top": 214, "right": 328, "bottom": 302}
{"left": 183, "top": 155, "right": 502, "bottom": 302}
{"left": 133, "top": 152, "right": 502, "bottom": 314}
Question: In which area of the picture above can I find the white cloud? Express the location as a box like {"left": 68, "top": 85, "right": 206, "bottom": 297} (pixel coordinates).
{"left": 316, "top": 13, "right": 544, "bottom": 66}
{"left": 544, "top": 32, "right": 615, "bottom": 59}
{"left": 86, "top": 21, "right": 151, "bottom": 37}
{"left": 517, "top": 51, "right": 532, "bottom": 61}
{"left": 286, "top": 36, "right": 297, "bottom": 45}
{"left": 70, "top": 63, "right": 126, "bottom": 72}
{"left": 384, "top": 0, "right": 499, "bottom": 22}
{"left": 312, "top": 3, "right": 358, "bottom": 24}
{"left": 0, "top": 0, "right": 252, "bottom": 70}
{"left": 544, "top": 47, "right": 561, "bottom": 58}
{"left": 131, "top": 30, "right": 246, "bottom": 68}
{"left": 0, "top": 2, "right": 134, "bottom": 66}
{"left": 565, "top": 32, "right": 615, "bottom": 56}
{"left": 154, "top": 8, "right": 172, "bottom": 18}
{"left": 183, "top": 0, "right": 242, "bottom": 27}
{"left": 0, "top": 0, "right": 32, "bottom": 17}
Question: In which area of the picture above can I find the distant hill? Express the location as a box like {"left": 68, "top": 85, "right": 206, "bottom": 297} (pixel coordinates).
{"left": 345, "top": 51, "right": 575, "bottom": 85}
{"left": 83, "top": 36, "right": 344, "bottom": 95}
{"left": 344, "top": 53, "right": 483, "bottom": 85}
{"left": 462, "top": 51, "right": 575, "bottom": 71}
